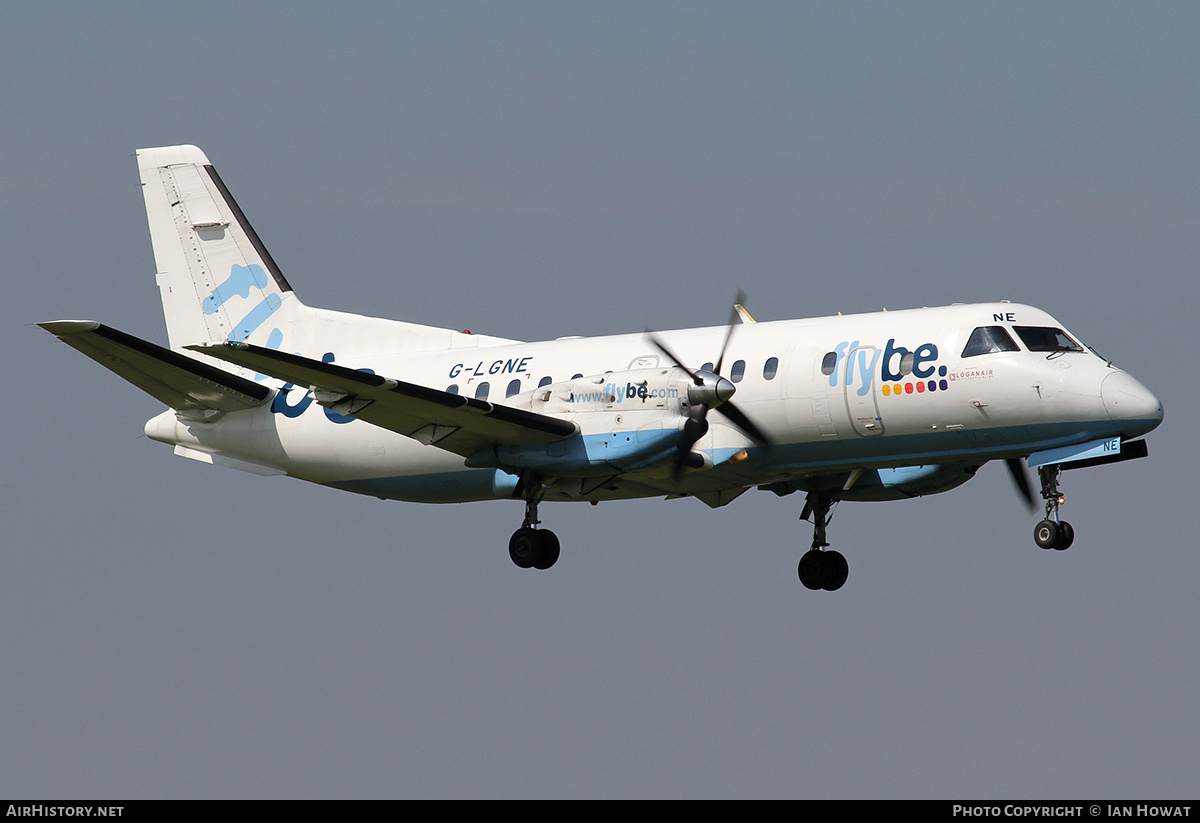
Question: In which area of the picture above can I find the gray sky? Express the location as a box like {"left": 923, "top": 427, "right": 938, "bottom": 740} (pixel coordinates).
{"left": 4, "top": 1, "right": 1197, "bottom": 798}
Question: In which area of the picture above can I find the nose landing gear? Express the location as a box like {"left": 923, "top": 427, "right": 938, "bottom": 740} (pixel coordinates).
{"left": 1033, "top": 464, "right": 1074, "bottom": 551}
{"left": 798, "top": 493, "right": 849, "bottom": 591}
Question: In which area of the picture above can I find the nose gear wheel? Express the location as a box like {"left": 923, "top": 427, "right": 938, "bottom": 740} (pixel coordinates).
{"left": 1034, "top": 465, "right": 1075, "bottom": 551}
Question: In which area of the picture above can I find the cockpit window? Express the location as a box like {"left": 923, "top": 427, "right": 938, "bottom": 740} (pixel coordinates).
{"left": 1013, "top": 326, "right": 1083, "bottom": 353}
{"left": 962, "top": 326, "right": 1020, "bottom": 357}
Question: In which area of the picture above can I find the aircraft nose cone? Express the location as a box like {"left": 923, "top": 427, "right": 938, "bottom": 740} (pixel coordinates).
{"left": 1102, "top": 371, "right": 1163, "bottom": 431}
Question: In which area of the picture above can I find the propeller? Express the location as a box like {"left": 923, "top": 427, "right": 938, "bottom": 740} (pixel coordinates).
{"left": 645, "top": 292, "right": 771, "bottom": 478}
{"left": 713, "top": 290, "right": 747, "bottom": 376}
{"left": 1005, "top": 457, "right": 1036, "bottom": 512}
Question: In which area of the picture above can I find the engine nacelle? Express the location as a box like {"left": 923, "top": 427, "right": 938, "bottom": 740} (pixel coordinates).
{"left": 528, "top": 367, "right": 692, "bottom": 416}
{"left": 465, "top": 367, "right": 695, "bottom": 476}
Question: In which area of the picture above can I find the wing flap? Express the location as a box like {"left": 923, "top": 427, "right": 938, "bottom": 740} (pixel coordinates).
{"left": 189, "top": 341, "right": 578, "bottom": 457}
{"left": 39, "top": 321, "right": 270, "bottom": 416}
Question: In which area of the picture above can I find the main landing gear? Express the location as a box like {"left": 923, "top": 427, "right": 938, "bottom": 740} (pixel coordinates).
{"left": 508, "top": 474, "right": 560, "bottom": 570}
{"left": 797, "top": 493, "right": 849, "bottom": 591}
{"left": 1033, "top": 464, "right": 1074, "bottom": 551}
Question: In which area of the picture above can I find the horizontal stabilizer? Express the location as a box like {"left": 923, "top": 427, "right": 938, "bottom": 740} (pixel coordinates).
{"left": 188, "top": 341, "right": 578, "bottom": 458}
{"left": 39, "top": 321, "right": 270, "bottom": 418}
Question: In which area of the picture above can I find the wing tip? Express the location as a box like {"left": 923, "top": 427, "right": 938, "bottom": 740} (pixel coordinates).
{"left": 37, "top": 320, "right": 101, "bottom": 335}
{"left": 135, "top": 144, "right": 211, "bottom": 170}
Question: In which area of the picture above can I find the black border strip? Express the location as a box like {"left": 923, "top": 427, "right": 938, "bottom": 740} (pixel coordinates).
{"left": 203, "top": 164, "right": 294, "bottom": 294}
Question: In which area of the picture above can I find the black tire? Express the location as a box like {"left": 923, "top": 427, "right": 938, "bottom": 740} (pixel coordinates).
{"left": 822, "top": 550, "right": 848, "bottom": 591}
{"left": 1054, "top": 521, "right": 1074, "bottom": 551}
{"left": 797, "top": 549, "right": 826, "bottom": 590}
{"left": 532, "top": 530, "right": 560, "bottom": 570}
{"left": 509, "top": 527, "right": 539, "bottom": 568}
{"left": 1034, "top": 519, "right": 1059, "bottom": 550}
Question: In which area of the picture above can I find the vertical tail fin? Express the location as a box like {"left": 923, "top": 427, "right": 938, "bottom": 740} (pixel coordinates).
{"left": 137, "top": 145, "right": 299, "bottom": 352}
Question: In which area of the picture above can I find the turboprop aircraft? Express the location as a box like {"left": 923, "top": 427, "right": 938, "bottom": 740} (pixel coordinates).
{"left": 39, "top": 145, "right": 1164, "bottom": 591}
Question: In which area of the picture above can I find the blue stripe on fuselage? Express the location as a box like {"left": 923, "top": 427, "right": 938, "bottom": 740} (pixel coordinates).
{"left": 315, "top": 418, "right": 1157, "bottom": 504}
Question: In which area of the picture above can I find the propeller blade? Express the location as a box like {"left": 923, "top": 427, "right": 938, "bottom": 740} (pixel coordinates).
{"left": 713, "top": 290, "right": 747, "bottom": 376}
{"left": 671, "top": 405, "right": 710, "bottom": 480}
{"left": 1006, "top": 457, "right": 1036, "bottom": 512}
{"left": 714, "top": 400, "right": 771, "bottom": 447}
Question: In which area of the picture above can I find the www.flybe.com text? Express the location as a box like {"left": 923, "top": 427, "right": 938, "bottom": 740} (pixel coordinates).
{"left": 571, "top": 382, "right": 679, "bottom": 404}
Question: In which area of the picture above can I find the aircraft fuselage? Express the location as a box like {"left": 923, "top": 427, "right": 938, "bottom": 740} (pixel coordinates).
{"left": 146, "top": 301, "right": 1161, "bottom": 505}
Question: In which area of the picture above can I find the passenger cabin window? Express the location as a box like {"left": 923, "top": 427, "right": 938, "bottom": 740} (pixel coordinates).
{"left": 1013, "top": 326, "right": 1083, "bottom": 353}
{"left": 763, "top": 357, "right": 779, "bottom": 380}
{"left": 475, "top": 382, "right": 490, "bottom": 400}
{"left": 731, "top": 359, "right": 746, "bottom": 383}
{"left": 962, "top": 326, "right": 1020, "bottom": 358}
{"left": 701, "top": 362, "right": 715, "bottom": 373}
{"left": 446, "top": 384, "right": 459, "bottom": 395}
{"left": 538, "top": 376, "right": 553, "bottom": 388}
{"left": 820, "top": 352, "right": 838, "bottom": 375}
{"left": 506, "top": 379, "right": 522, "bottom": 398}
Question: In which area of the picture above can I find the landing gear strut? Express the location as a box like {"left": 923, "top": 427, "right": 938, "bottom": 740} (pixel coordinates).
{"left": 509, "top": 473, "right": 560, "bottom": 570}
{"left": 1033, "top": 464, "right": 1074, "bottom": 551}
{"left": 797, "top": 493, "right": 849, "bottom": 591}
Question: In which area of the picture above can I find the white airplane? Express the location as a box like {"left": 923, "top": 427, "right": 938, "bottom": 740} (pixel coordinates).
{"left": 40, "top": 145, "right": 1164, "bottom": 590}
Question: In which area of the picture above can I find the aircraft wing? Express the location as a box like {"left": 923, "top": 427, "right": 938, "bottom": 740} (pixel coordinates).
{"left": 39, "top": 321, "right": 270, "bottom": 418}
{"left": 188, "top": 341, "right": 579, "bottom": 458}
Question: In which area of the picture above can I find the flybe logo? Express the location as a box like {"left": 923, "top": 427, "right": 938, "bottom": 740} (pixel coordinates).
{"left": 827, "top": 339, "right": 950, "bottom": 396}
{"left": 203, "top": 263, "right": 286, "bottom": 381}
{"left": 203, "top": 263, "right": 281, "bottom": 343}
